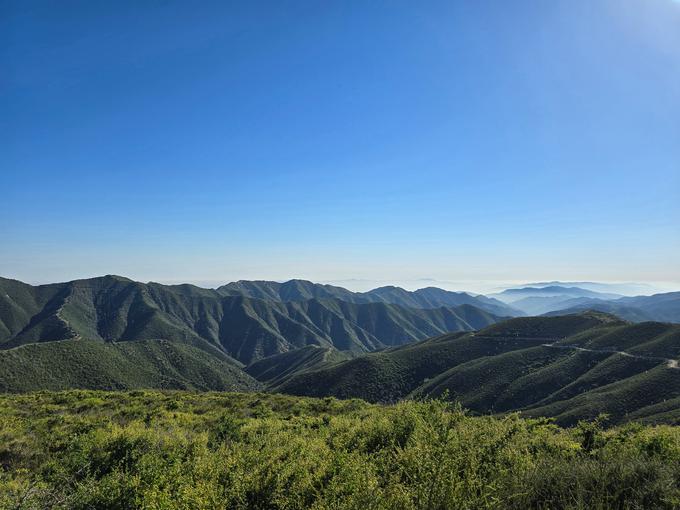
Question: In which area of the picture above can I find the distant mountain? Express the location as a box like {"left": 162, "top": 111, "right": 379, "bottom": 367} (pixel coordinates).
{"left": 2, "top": 275, "right": 679, "bottom": 425}
{"left": 0, "top": 276, "right": 503, "bottom": 364}
{"left": 363, "top": 286, "right": 520, "bottom": 316}
{"left": 617, "top": 292, "right": 680, "bottom": 323}
{"left": 276, "top": 312, "right": 680, "bottom": 425}
{"left": 492, "top": 285, "right": 622, "bottom": 304}
{"left": 486, "top": 285, "right": 671, "bottom": 317}
{"left": 219, "top": 279, "right": 520, "bottom": 317}
{"left": 508, "top": 295, "right": 626, "bottom": 316}
{"left": 543, "top": 292, "right": 680, "bottom": 324}
{"left": 519, "top": 281, "right": 662, "bottom": 296}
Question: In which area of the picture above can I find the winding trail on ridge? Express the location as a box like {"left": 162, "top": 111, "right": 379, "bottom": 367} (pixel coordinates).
{"left": 469, "top": 334, "right": 680, "bottom": 370}
{"left": 540, "top": 342, "right": 679, "bottom": 370}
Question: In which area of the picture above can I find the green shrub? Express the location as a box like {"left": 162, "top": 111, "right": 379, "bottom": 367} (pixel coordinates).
{"left": 0, "top": 391, "right": 678, "bottom": 509}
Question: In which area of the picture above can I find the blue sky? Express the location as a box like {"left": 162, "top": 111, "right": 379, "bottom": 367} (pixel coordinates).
{"left": 1, "top": 0, "right": 679, "bottom": 290}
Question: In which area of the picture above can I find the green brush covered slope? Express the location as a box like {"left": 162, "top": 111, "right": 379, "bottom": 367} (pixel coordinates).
{"left": 0, "top": 338, "right": 261, "bottom": 392}
{"left": 0, "top": 276, "right": 503, "bottom": 364}
{"left": 278, "top": 312, "right": 680, "bottom": 424}
{"left": 3, "top": 276, "right": 679, "bottom": 425}
{"left": 245, "top": 345, "right": 354, "bottom": 386}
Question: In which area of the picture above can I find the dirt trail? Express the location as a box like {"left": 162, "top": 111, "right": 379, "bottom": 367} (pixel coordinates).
{"left": 541, "top": 343, "right": 679, "bottom": 370}
{"left": 470, "top": 334, "right": 680, "bottom": 370}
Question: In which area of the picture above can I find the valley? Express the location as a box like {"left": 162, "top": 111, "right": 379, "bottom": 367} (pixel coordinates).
{"left": 1, "top": 275, "right": 678, "bottom": 427}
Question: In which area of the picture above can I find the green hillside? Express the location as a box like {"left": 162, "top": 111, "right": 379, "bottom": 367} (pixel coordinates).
{"left": 275, "top": 330, "right": 552, "bottom": 402}
{"left": 2, "top": 276, "right": 679, "bottom": 425}
{"left": 1, "top": 391, "right": 679, "bottom": 509}
{"left": 522, "top": 364, "right": 680, "bottom": 425}
{"left": 278, "top": 313, "right": 680, "bottom": 425}
{"left": 245, "top": 345, "right": 353, "bottom": 386}
{"left": 276, "top": 312, "right": 622, "bottom": 402}
{"left": 0, "top": 338, "right": 261, "bottom": 392}
{"left": 0, "top": 276, "right": 503, "bottom": 364}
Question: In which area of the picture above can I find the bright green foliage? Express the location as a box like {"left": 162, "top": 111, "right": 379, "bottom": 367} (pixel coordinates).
{"left": 1, "top": 391, "right": 679, "bottom": 509}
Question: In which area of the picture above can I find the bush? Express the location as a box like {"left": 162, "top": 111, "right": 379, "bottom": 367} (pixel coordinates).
{"left": 0, "top": 390, "right": 678, "bottom": 509}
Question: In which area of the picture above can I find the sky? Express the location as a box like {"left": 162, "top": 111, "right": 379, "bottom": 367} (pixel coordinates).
{"left": 1, "top": 0, "right": 679, "bottom": 291}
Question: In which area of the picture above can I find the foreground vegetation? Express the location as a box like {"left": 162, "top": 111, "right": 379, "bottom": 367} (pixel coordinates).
{"left": 1, "top": 391, "right": 679, "bottom": 509}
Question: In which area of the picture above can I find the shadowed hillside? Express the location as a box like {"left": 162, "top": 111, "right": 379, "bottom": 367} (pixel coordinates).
{"left": 245, "top": 345, "right": 353, "bottom": 387}
{"left": 277, "top": 312, "right": 680, "bottom": 425}
{"left": 0, "top": 276, "right": 503, "bottom": 364}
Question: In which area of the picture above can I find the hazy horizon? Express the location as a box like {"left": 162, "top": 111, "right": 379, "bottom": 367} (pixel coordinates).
{"left": 3, "top": 272, "right": 678, "bottom": 297}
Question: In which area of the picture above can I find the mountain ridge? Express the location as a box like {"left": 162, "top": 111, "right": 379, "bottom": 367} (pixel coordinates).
{"left": 275, "top": 312, "right": 680, "bottom": 424}
{"left": 218, "top": 278, "right": 521, "bottom": 316}
{"left": 0, "top": 275, "right": 504, "bottom": 364}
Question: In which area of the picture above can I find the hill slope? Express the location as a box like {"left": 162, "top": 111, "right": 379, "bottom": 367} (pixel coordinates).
{"left": 245, "top": 345, "right": 353, "bottom": 386}
{"left": 0, "top": 276, "right": 503, "bottom": 364}
{"left": 277, "top": 312, "right": 680, "bottom": 424}
{"left": 0, "top": 338, "right": 261, "bottom": 392}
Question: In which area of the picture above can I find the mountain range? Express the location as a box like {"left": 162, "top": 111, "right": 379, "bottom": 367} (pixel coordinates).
{"left": 1, "top": 274, "right": 679, "bottom": 424}
{"left": 0, "top": 275, "right": 504, "bottom": 365}
{"left": 491, "top": 284, "right": 680, "bottom": 321}
{"left": 220, "top": 279, "right": 519, "bottom": 316}
{"left": 275, "top": 312, "right": 680, "bottom": 425}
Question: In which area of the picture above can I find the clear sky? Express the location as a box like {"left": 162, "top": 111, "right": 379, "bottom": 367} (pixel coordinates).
{"left": 2, "top": 0, "right": 679, "bottom": 290}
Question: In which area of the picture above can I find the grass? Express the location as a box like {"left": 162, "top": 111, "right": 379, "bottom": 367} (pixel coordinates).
{"left": 1, "top": 390, "right": 679, "bottom": 509}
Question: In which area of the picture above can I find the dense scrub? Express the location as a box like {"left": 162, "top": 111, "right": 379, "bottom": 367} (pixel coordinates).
{"left": 1, "top": 391, "right": 679, "bottom": 509}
